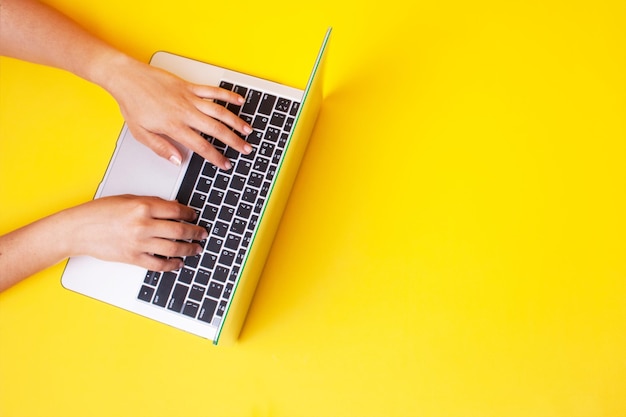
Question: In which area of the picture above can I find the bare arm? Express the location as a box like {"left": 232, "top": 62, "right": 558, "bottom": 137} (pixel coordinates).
{"left": 0, "top": 195, "right": 208, "bottom": 292}
{"left": 0, "top": 0, "right": 253, "bottom": 169}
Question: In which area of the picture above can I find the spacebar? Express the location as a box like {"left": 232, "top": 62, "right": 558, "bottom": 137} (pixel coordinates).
{"left": 176, "top": 153, "right": 204, "bottom": 206}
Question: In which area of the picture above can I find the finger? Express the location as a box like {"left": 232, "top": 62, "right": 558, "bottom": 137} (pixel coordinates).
{"left": 147, "top": 199, "right": 198, "bottom": 223}
{"left": 135, "top": 253, "right": 184, "bottom": 272}
{"left": 150, "top": 219, "right": 208, "bottom": 242}
{"left": 129, "top": 126, "right": 183, "bottom": 166}
{"left": 190, "top": 84, "right": 246, "bottom": 106}
{"left": 173, "top": 127, "right": 234, "bottom": 170}
{"left": 194, "top": 99, "right": 253, "bottom": 138}
{"left": 191, "top": 115, "right": 253, "bottom": 158}
{"left": 145, "top": 238, "right": 203, "bottom": 259}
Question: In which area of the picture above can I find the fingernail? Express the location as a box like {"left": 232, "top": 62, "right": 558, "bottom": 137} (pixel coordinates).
{"left": 169, "top": 155, "right": 182, "bottom": 166}
{"left": 243, "top": 125, "right": 253, "bottom": 135}
{"left": 223, "top": 160, "right": 232, "bottom": 170}
{"left": 243, "top": 144, "right": 253, "bottom": 154}
{"left": 238, "top": 96, "right": 245, "bottom": 104}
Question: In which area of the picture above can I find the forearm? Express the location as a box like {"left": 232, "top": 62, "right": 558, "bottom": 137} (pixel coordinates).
{"left": 0, "top": 211, "right": 72, "bottom": 292}
{"left": 0, "top": 0, "right": 131, "bottom": 92}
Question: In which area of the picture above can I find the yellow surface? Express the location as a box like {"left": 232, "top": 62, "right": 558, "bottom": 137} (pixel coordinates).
{"left": 1, "top": 0, "right": 625, "bottom": 416}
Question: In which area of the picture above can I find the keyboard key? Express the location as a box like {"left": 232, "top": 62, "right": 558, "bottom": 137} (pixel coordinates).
{"left": 284, "top": 117, "right": 295, "bottom": 132}
{"left": 247, "top": 130, "right": 263, "bottom": 145}
{"left": 264, "top": 127, "right": 280, "bottom": 142}
{"left": 214, "top": 266, "right": 229, "bottom": 282}
{"left": 215, "top": 174, "right": 230, "bottom": 190}
{"left": 223, "top": 283, "right": 234, "bottom": 299}
{"left": 252, "top": 115, "right": 269, "bottom": 130}
{"left": 189, "top": 284, "right": 206, "bottom": 301}
{"left": 202, "top": 205, "right": 218, "bottom": 222}
{"left": 144, "top": 271, "right": 160, "bottom": 286}
{"left": 207, "top": 282, "right": 224, "bottom": 299}
{"left": 276, "top": 98, "right": 291, "bottom": 112}
{"left": 235, "top": 160, "right": 252, "bottom": 176}
{"left": 229, "top": 175, "right": 246, "bottom": 191}
{"left": 253, "top": 157, "right": 270, "bottom": 173}
{"left": 182, "top": 301, "right": 200, "bottom": 318}
{"left": 231, "top": 218, "right": 246, "bottom": 234}
{"left": 216, "top": 300, "right": 228, "bottom": 317}
{"left": 218, "top": 206, "right": 235, "bottom": 222}
{"left": 272, "top": 149, "right": 283, "bottom": 165}
{"left": 196, "top": 177, "right": 212, "bottom": 193}
{"left": 184, "top": 253, "right": 200, "bottom": 269}
{"left": 167, "top": 283, "right": 189, "bottom": 313}
{"left": 259, "top": 93, "right": 277, "bottom": 115}
{"left": 152, "top": 272, "right": 176, "bottom": 307}
{"left": 176, "top": 153, "right": 204, "bottom": 205}
{"left": 243, "top": 187, "right": 258, "bottom": 203}
{"left": 195, "top": 266, "right": 211, "bottom": 285}
{"left": 211, "top": 221, "right": 229, "bottom": 238}
{"left": 289, "top": 101, "right": 300, "bottom": 116}
{"left": 138, "top": 285, "right": 155, "bottom": 302}
{"left": 237, "top": 203, "right": 252, "bottom": 219}
{"left": 198, "top": 298, "right": 218, "bottom": 323}
{"left": 270, "top": 112, "right": 286, "bottom": 128}
{"left": 242, "top": 89, "right": 261, "bottom": 114}
{"left": 225, "top": 233, "right": 241, "bottom": 250}
{"left": 219, "top": 81, "right": 234, "bottom": 91}
{"left": 229, "top": 266, "right": 240, "bottom": 282}
{"left": 219, "top": 249, "right": 235, "bottom": 266}
{"left": 208, "top": 189, "right": 224, "bottom": 205}
{"left": 190, "top": 192, "right": 207, "bottom": 209}
{"left": 225, "top": 190, "right": 241, "bottom": 206}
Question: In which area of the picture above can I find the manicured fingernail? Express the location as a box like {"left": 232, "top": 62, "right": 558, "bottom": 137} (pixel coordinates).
{"left": 243, "top": 144, "right": 253, "bottom": 154}
{"left": 169, "top": 155, "right": 182, "bottom": 166}
{"left": 224, "top": 160, "right": 232, "bottom": 170}
{"left": 237, "top": 96, "right": 245, "bottom": 104}
{"left": 243, "top": 125, "right": 253, "bottom": 134}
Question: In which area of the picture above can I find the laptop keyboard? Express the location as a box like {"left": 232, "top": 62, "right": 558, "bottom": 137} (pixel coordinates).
{"left": 136, "top": 81, "right": 300, "bottom": 328}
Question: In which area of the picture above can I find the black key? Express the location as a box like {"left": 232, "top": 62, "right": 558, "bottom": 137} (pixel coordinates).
{"left": 216, "top": 300, "right": 228, "bottom": 317}
{"left": 267, "top": 165, "right": 277, "bottom": 181}
{"left": 235, "top": 160, "right": 252, "bottom": 176}
{"left": 179, "top": 268, "right": 194, "bottom": 285}
{"left": 234, "top": 85, "right": 248, "bottom": 101}
{"left": 241, "top": 146, "right": 256, "bottom": 161}
{"left": 226, "top": 103, "right": 241, "bottom": 116}
{"left": 248, "top": 171, "right": 264, "bottom": 188}
{"left": 138, "top": 285, "right": 155, "bottom": 302}
{"left": 236, "top": 248, "right": 246, "bottom": 265}
{"left": 215, "top": 174, "right": 230, "bottom": 190}
{"left": 264, "top": 127, "right": 280, "bottom": 142}
{"left": 208, "top": 189, "right": 224, "bottom": 205}
{"left": 153, "top": 272, "right": 176, "bottom": 307}
{"left": 212, "top": 221, "right": 229, "bottom": 238}
{"left": 189, "top": 284, "right": 206, "bottom": 301}
{"left": 229, "top": 266, "right": 240, "bottom": 282}
{"left": 214, "top": 266, "right": 229, "bottom": 282}
{"left": 167, "top": 284, "right": 189, "bottom": 312}
{"left": 252, "top": 115, "right": 269, "bottom": 130}
{"left": 253, "top": 157, "right": 270, "bottom": 173}
{"left": 284, "top": 117, "right": 295, "bottom": 132}
{"left": 223, "top": 283, "right": 234, "bottom": 299}
{"left": 218, "top": 206, "right": 235, "bottom": 222}
{"left": 225, "top": 146, "right": 239, "bottom": 159}
{"left": 202, "top": 205, "right": 219, "bottom": 222}
{"left": 243, "top": 187, "right": 258, "bottom": 203}
{"left": 276, "top": 98, "right": 291, "bottom": 112}
{"left": 220, "top": 81, "right": 234, "bottom": 91}
{"left": 225, "top": 234, "right": 241, "bottom": 250}
{"left": 198, "top": 298, "right": 218, "bottom": 323}
{"left": 196, "top": 177, "right": 212, "bottom": 193}
{"left": 272, "top": 149, "right": 283, "bottom": 165}
{"left": 231, "top": 218, "right": 246, "bottom": 234}
{"left": 254, "top": 198, "right": 265, "bottom": 214}
{"left": 202, "top": 163, "right": 218, "bottom": 178}
{"left": 144, "top": 271, "right": 160, "bottom": 286}
{"left": 176, "top": 153, "right": 204, "bottom": 205}
{"left": 219, "top": 249, "right": 235, "bottom": 266}
{"left": 240, "top": 114, "right": 253, "bottom": 125}
{"left": 242, "top": 89, "right": 261, "bottom": 114}
{"left": 207, "top": 237, "right": 223, "bottom": 253}
{"left": 184, "top": 253, "right": 200, "bottom": 269}
{"left": 207, "top": 282, "right": 224, "bottom": 299}
{"left": 243, "top": 232, "right": 253, "bottom": 247}
{"left": 259, "top": 94, "right": 277, "bottom": 115}
{"left": 195, "top": 268, "right": 211, "bottom": 285}
{"left": 289, "top": 101, "right": 300, "bottom": 116}
{"left": 190, "top": 192, "right": 207, "bottom": 209}
{"left": 237, "top": 203, "right": 253, "bottom": 219}
{"left": 230, "top": 175, "right": 246, "bottom": 191}
{"left": 270, "top": 112, "right": 286, "bottom": 128}
{"left": 182, "top": 301, "right": 200, "bottom": 318}
{"left": 260, "top": 142, "right": 275, "bottom": 158}
{"left": 260, "top": 182, "right": 271, "bottom": 197}
{"left": 278, "top": 133, "right": 289, "bottom": 149}
{"left": 247, "top": 130, "right": 263, "bottom": 145}
{"left": 225, "top": 190, "right": 241, "bottom": 206}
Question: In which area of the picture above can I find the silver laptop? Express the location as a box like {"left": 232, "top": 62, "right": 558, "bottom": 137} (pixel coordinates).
{"left": 62, "top": 28, "right": 332, "bottom": 345}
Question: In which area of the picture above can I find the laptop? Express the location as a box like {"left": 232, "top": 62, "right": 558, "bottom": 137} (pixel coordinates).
{"left": 62, "top": 28, "right": 332, "bottom": 345}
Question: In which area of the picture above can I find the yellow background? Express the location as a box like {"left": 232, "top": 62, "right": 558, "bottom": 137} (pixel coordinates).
{"left": 1, "top": 0, "right": 625, "bottom": 416}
